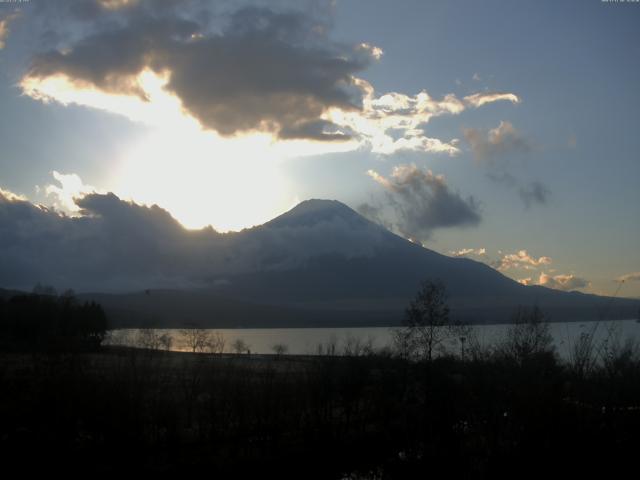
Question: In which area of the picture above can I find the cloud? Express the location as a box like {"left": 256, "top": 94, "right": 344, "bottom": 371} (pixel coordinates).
{"left": 333, "top": 86, "right": 465, "bottom": 154}
{"left": 518, "top": 181, "right": 550, "bottom": 209}
{"left": 486, "top": 170, "right": 518, "bottom": 187}
{"left": 463, "top": 121, "right": 530, "bottom": 161}
{"left": 22, "top": 5, "right": 374, "bottom": 142}
{"left": 0, "top": 187, "right": 26, "bottom": 202}
{"left": 0, "top": 188, "right": 212, "bottom": 291}
{"left": 0, "top": 187, "right": 395, "bottom": 292}
{"left": 41, "top": 171, "right": 99, "bottom": 213}
{"left": 496, "top": 249, "right": 552, "bottom": 271}
{"left": 449, "top": 247, "right": 486, "bottom": 257}
{"left": 361, "top": 164, "right": 481, "bottom": 241}
{"left": 463, "top": 92, "right": 521, "bottom": 108}
{"left": 356, "top": 202, "right": 392, "bottom": 231}
{"left": 486, "top": 172, "right": 550, "bottom": 210}
{"left": 97, "top": 0, "right": 139, "bottom": 9}
{"left": 517, "top": 271, "right": 589, "bottom": 291}
{"left": 0, "top": 11, "right": 19, "bottom": 50}
{"left": 464, "top": 121, "right": 549, "bottom": 209}
{"left": 16, "top": 1, "right": 519, "bottom": 156}
{"left": 616, "top": 272, "right": 640, "bottom": 283}
{"left": 538, "top": 272, "right": 590, "bottom": 291}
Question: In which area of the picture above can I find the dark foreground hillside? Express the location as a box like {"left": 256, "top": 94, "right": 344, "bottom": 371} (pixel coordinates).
{"left": 2, "top": 345, "right": 640, "bottom": 479}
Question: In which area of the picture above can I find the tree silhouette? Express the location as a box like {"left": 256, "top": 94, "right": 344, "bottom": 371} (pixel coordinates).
{"left": 232, "top": 338, "right": 249, "bottom": 354}
{"left": 0, "top": 291, "right": 107, "bottom": 351}
{"left": 180, "top": 328, "right": 211, "bottom": 353}
{"left": 497, "top": 305, "right": 554, "bottom": 365}
{"left": 397, "top": 280, "right": 456, "bottom": 361}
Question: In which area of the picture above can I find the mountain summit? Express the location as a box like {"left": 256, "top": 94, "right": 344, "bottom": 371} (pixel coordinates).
{"left": 264, "top": 199, "right": 381, "bottom": 233}
{"left": 269, "top": 199, "right": 357, "bottom": 224}
{"left": 0, "top": 192, "right": 637, "bottom": 327}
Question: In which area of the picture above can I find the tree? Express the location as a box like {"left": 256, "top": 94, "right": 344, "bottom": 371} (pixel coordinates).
{"left": 397, "top": 280, "right": 458, "bottom": 361}
{"left": 136, "top": 329, "right": 164, "bottom": 350}
{"left": 206, "top": 331, "right": 226, "bottom": 354}
{"left": 271, "top": 343, "right": 288, "bottom": 356}
{"left": 231, "top": 338, "right": 249, "bottom": 354}
{"left": 497, "top": 305, "right": 554, "bottom": 365}
{"left": 159, "top": 332, "right": 173, "bottom": 351}
{"left": 180, "top": 328, "right": 211, "bottom": 353}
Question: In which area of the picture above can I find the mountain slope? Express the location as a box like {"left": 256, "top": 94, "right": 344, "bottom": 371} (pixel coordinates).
{"left": 1, "top": 196, "right": 637, "bottom": 327}
{"left": 90, "top": 199, "right": 638, "bottom": 326}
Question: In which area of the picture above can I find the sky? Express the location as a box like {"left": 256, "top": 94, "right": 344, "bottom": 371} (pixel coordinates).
{"left": 0, "top": 0, "right": 639, "bottom": 298}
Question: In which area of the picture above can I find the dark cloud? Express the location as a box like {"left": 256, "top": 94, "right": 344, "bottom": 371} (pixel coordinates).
{"left": 22, "top": 1, "right": 374, "bottom": 141}
{"left": 486, "top": 170, "right": 517, "bottom": 187}
{"left": 0, "top": 189, "right": 222, "bottom": 291}
{"left": 518, "top": 181, "right": 550, "bottom": 209}
{"left": 463, "top": 121, "right": 530, "bottom": 162}
{"left": 468, "top": 122, "right": 549, "bottom": 209}
{"left": 487, "top": 172, "right": 550, "bottom": 209}
{"left": 362, "top": 165, "right": 481, "bottom": 241}
{"left": 0, "top": 191, "right": 394, "bottom": 292}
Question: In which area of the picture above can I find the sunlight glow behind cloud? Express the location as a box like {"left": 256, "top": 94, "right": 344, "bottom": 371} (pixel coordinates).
{"left": 16, "top": 3, "right": 520, "bottom": 231}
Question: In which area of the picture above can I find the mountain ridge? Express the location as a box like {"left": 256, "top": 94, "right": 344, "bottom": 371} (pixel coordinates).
{"left": 1, "top": 196, "right": 638, "bottom": 327}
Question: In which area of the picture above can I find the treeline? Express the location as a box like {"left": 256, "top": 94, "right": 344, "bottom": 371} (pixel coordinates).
{"left": 1, "top": 323, "right": 639, "bottom": 478}
{"left": 0, "top": 290, "right": 107, "bottom": 352}
{"left": 1, "top": 280, "right": 639, "bottom": 477}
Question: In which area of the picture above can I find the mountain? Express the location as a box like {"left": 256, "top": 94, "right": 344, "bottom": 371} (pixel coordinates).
{"left": 1, "top": 194, "right": 637, "bottom": 327}
{"left": 85, "top": 199, "right": 637, "bottom": 327}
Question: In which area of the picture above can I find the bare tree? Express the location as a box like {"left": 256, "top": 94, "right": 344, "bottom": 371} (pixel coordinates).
{"left": 316, "top": 335, "right": 338, "bottom": 356}
{"left": 568, "top": 323, "right": 600, "bottom": 378}
{"left": 136, "top": 329, "right": 163, "bottom": 350}
{"left": 158, "top": 332, "right": 173, "bottom": 351}
{"left": 598, "top": 322, "right": 640, "bottom": 379}
{"left": 271, "top": 343, "right": 288, "bottom": 356}
{"left": 206, "top": 331, "right": 226, "bottom": 354}
{"left": 180, "top": 328, "right": 211, "bottom": 353}
{"left": 398, "top": 280, "right": 459, "bottom": 361}
{"left": 342, "top": 334, "right": 364, "bottom": 357}
{"left": 497, "top": 306, "right": 554, "bottom": 365}
{"left": 231, "top": 338, "right": 250, "bottom": 354}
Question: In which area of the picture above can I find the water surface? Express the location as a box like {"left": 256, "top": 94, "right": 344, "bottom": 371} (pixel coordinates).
{"left": 106, "top": 319, "right": 640, "bottom": 359}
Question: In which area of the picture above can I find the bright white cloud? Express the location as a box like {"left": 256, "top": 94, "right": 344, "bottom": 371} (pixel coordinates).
{"left": 327, "top": 81, "right": 466, "bottom": 155}
{"left": 22, "top": 68, "right": 484, "bottom": 157}
{"left": 450, "top": 247, "right": 486, "bottom": 257}
{"left": 516, "top": 272, "right": 589, "bottom": 291}
{"left": 463, "top": 92, "right": 521, "bottom": 108}
{"left": 497, "top": 249, "right": 552, "bottom": 271}
{"left": 0, "top": 187, "right": 27, "bottom": 202}
{"left": 538, "top": 272, "right": 590, "bottom": 291}
{"left": 42, "top": 171, "right": 98, "bottom": 213}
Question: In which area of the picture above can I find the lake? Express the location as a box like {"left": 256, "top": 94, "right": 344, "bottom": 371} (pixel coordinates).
{"left": 105, "top": 319, "right": 640, "bottom": 359}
